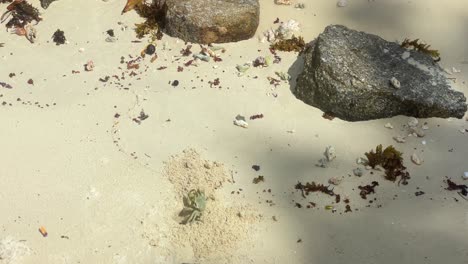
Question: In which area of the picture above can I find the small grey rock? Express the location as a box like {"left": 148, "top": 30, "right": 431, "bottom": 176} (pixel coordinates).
{"left": 353, "top": 168, "right": 364, "bottom": 177}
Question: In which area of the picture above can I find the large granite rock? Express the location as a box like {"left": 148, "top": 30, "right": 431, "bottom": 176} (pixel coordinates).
{"left": 294, "top": 25, "right": 467, "bottom": 121}
{"left": 164, "top": 0, "right": 259, "bottom": 44}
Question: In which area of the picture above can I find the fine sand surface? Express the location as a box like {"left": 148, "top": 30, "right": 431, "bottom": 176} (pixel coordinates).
{"left": 1, "top": 0, "right": 468, "bottom": 263}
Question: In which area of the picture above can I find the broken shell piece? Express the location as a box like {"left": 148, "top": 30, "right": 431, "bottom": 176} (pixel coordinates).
{"left": 356, "top": 157, "right": 366, "bottom": 164}
{"left": 233, "top": 115, "right": 248, "bottom": 128}
{"left": 85, "top": 60, "right": 95, "bottom": 71}
{"left": 389, "top": 77, "right": 401, "bottom": 89}
{"left": 393, "top": 136, "right": 406, "bottom": 143}
{"left": 384, "top": 123, "right": 394, "bottom": 129}
{"left": 337, "top": 0, "right": 348, "bottom": 7}
{"left": 24, "top": 24, "right": 37, "bottom": 44}
{"left": 422, "top": 125, "right": 429, "bottom": 130}
{"left": 276, "top": 20, "right": 300, "bottom": 40}
{"left": 275, "top": 0, "right": 292, "bottom": 5}
{"left": 236, "top": 63, "right": 250, "bottom": 74}
{"left": 193, "top": 53, "right": 210, "bottom": 62}
{"left": 328, "top": 177, "right": 342, "bottom": 185}
{"left": 462, "top": 172, "right": 468, "bottom": 180}
{"left": 324, "top": 146, "right": 336, "bottom": 161}
{"left": 452, "top": 67, "right": 461, "bottom": 73}
{"left": 294, "top": 3, "right": 305, "bottom": 8}
{"left": 353, "top": 168, "right": 364, "bottom": 177}
{"left": 411, "top": 153, "right": 423, "bottom": 165}
{"left": 408, "top": 117, "right": 419, "bottom": 127}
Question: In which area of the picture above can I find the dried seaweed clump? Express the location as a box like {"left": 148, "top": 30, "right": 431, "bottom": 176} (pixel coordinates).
{"left": 1, "top": 0, "right": 41, "bottom": 28}
{"left": 445, "top": 179, "right": 468, "bottom": 197}
{"left": 295, "top": 181, "right": 335, "bottom": 197}
{"left": 270, "top": 35, "right": 305, "bottom": 52}
{"left": 365, "top": 144, "right": 410, "bottom": 185}
{"left": 133, "top": 1, "right": 165, "bottom": 40}
{"left": 401, "top": 38, "right": 441, "bottom": 62}
{"left": 358, "top": 181, "right": 379, "bottom": 199}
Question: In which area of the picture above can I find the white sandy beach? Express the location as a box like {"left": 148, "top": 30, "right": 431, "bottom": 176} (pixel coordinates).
{"left": 1, "top": 0, "right": 468, "bottom": 263}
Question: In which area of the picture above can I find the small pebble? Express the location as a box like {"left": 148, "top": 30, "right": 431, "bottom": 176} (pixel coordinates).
{"left": 384, "top": 123, "right": 394, "bottom": 129}
{"left": 353, "top": 168, "right": 363, "bottom": 177}
{"left": 411, "top": 153, "right": 423, "bottom": 165}
{"left": 393, "top": 136, "right": 406, "bottom": 143}
{"left": 324, "top": 146, "right": 336, "bottom": 161}
{"left": 389, "top": 77, "right": 401, "bottom": 89}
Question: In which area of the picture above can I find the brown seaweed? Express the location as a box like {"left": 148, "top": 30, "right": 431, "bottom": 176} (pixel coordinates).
{"left": 270, "top": 36, "right": 305, "bottom": 52}
{"left": 295, "top": 181, "right": 335, "bottom": 197}
{"left": 132, "top": 1, "right": 165, "bottom": 40}
{"left": 253, "top": 176, "right": 264, "bottom": 184}
{"left": 445, "top": 179, "right": 468, "bottom": 197}
{"left": 1, "top": 0, "right": 41, "bottom": 29}
{"left": 365, "top": 144, "right": 410, "bottom": 185}
{"left": 358, "top": 181, "right": 379, "bottom": 199}
{"left": 401, "top": 38, "right": 441, "bottom": 62}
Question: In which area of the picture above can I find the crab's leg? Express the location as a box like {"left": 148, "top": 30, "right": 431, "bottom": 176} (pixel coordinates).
{"left": 0, "top": 10, "right": 11, "bottom": 24}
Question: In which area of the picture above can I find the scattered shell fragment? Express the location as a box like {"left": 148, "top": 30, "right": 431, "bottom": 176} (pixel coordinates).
{"left": 193, "top": 53, "right": 210, "bottom": 62}
{"left": 384, "top": 123, "right": 394, "bottom": 129}
{"left": 463, "top": 172, "right": 468, "bottom": 180}
{"left": 328, "top": 177, "right": 342, "bottom": 185}
{"left": 337, "top": 0, "right": 348, "bottom": 7}
{"left": 353, "top": 168, "right": 364, "bottom": 177}
{"left": 411, "top": 153, "right": 423, "bottom": 165}
{"left": 233, "top": 115, "right": 248, "bottom": 128}
{"left": 324, "top": 146, "right": 336, "bottom": 161}
{"left": 408, "top": 117, "right": 419, "bottom": 127}
{"left": 422, "top": 125, "right": 429, "bottom": 130}
{"left": 393, "top": 136, "right": 406, "bottom": 143}
{"left": 294, "top": 3, "right": 305, "bottom": 8}
{"left": 389, "top": 77, "right": 401, "bottom": 89}
{"left": 452, "top": 67, "right": 461, "bottom": 73}
{"left": 356, "top": 157, "right": 366, "bottom": 164}
{"left": 236, "top": 63, "right": 251, "bottom": 74}
{"left": 274, "top": 0, "right": 292, "bottom": 5}
{"left": 85, "top": 60, "right": 94, "bottom": 71}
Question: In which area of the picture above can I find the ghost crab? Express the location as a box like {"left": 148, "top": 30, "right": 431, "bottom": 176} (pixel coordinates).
{"left": 1, "top": 0, "right": 41, "bottom": 43}
{"left": 181, "top": 189, "right": 207, "bottom": 224}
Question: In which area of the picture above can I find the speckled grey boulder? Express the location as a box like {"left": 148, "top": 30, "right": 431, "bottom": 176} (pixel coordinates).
{"left": 164, "top": 0, "right": 259, "bottom": 44}
{"left": 294, "top": 25, "right": 467, "bottom": 121}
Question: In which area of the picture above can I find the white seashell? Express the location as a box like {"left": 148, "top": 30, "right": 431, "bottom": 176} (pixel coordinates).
{"left": 384, "top": 123, "right": 394, "bottom": 129}
{"left": 390, "top": 77, "right": 401, "bottom": 89}
{"left": 275, "top": 0, "right": 292, "bottom": 5}
{"left": 337, "top": 0, "right": 348, "bottom": 7}
{"left": 233, "top": 115, "right": 248, "bottom": 128}
{"left": 411, "top": 153, "right": 423, "bottom": 165}
{"left": 233, "top": 119, "right": 248, "bottom": 128}
{"left": 324, "top": 146, "right": 336, "bottom": 161}
{"left": 462, "top": 172, "right": 468, "bottom": 180}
